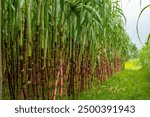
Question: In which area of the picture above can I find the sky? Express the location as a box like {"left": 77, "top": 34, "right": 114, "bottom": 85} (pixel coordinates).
{"left": 120, "top": 0, "right": 150, "bottom": 49}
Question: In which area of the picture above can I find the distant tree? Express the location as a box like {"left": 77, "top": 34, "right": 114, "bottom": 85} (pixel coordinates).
{"left": 129, "top": 43, "right": 139, "bottom": 59}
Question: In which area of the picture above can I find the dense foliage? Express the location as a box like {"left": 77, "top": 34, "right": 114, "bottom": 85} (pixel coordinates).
{"left": 140, "top": 37, "right": 150, "bottom": 72}
{"left": 0, "top": 0, "right": 133, "bottom": 99}
{"left": 137, "top": 5, "right": 150, "bottom": 72}
{"left": 128, "top": 43, "right": 139, "bottom": 59}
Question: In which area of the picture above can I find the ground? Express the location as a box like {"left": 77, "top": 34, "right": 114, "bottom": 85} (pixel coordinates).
{"left": 78, "top": 59, "right": 150, "bottom": 100}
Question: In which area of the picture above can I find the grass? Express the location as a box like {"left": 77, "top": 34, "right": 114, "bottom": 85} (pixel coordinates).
{"left": 77, "top": 59, "right": 150, "bottom": 100}
{"left": 125, "top": 59, "right": 142, "bottom": 70}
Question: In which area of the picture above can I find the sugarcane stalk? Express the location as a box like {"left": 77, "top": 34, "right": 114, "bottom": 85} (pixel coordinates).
{"left": 59, "top": 5, "right": 64, "bottom": 99}
{"left": 34, "top": 0, "right": 42, "bottom": 99}
{"left": 52, "top": 0, "right": 58, "bottom": 100}
{"left": 41, "top": 2, "right": 45, "bottom": 99}
{"left": 0, "top": 0, "right": 2, "bottom": 99}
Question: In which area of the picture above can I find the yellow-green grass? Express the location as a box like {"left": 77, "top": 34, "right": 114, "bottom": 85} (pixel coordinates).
{"left": 77, "top": 59, "right": 150, "bottom": 100}
{"left": 78, "top": 69, "right": 150, "bottom": 100}
{"left": 125, "top": 59, "right": 142, "bottom": 70}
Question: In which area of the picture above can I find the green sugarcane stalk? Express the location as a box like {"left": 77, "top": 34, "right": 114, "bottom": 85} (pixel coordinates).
{"left": 52, "top": 0, "right": 58, "bottom": 100}
{"left": 20, "top": 0, "right": 29, "bottom": 99}
{"left": 18, "top": 0, "right": 24, "bottom": 100}
{"left": 34, "top": 0, "right": 42, "bottom": 99}
{"left": 41, "top": 1, "right": 45, "bottom": 100}
{"left": 59, "top": 3, "right": 65, "bottom": 99}
{"left": 26, "top": 0, "right": 32, "bottom": 99}
{"left": 7, "top": 0, "right": 15, "bottom": 99}
{"left": 0, "top": 0, "right": 2, "bottom": 100}
{"left": 17, "top": 3, "right": 23, "bottom": 99}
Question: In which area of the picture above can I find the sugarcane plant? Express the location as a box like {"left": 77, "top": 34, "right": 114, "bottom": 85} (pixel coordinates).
{"left": 1, "top": 0, "right": 133, "bottom": 100}
{"left": 137, "top": 5, "right": 150, "bottom": 72}
{"left": 126, "top": 0, "right": 150, "bottom": 72}
{"left": 0, "top": 0, "right": 2, "bottom": 100}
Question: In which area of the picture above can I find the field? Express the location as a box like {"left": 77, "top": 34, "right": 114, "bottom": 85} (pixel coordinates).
{"left": 78, "top": 59, "right": 150, "bottom": 100}
{"left": 0, "top": 0, "right": 150, "bottom": 100}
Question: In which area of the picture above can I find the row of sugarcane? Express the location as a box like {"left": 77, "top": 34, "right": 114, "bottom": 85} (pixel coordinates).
{"left": 137, "top": 4, "right": 150, "bottom": 73}
{"left": 140, "top": 34, "right": 150, "bottom": 72}
{"left": 1, "top": 0, "right": 132, "bottom": 100}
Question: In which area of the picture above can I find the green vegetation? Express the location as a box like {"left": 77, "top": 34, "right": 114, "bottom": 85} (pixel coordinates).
{"left": 140, "top": 38, "right": 150, "bottom": 72}
{"left": 125, "top": 59, "right": 141, "bottom": 70}
{"left": 137, "top": 5, "right": 150, "bottom": 73}
{"left": 78, "top": 60, "right": 150, "bottom": 100}
{"left": 1, "top": 0, "right": 134, "bottom": 100}
{"left": 0, "top": 0, "right": 150, "bottom": 100}
{"left": 128, "top": 43, "right": 139, "bottom": 59}
{"left": 0, "top": 0, "right": 2, "bottom": 100}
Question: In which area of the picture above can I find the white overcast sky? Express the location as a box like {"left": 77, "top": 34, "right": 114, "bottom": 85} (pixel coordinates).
{"left": 120, "top": 0, "right": 150, "bottom": 49}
